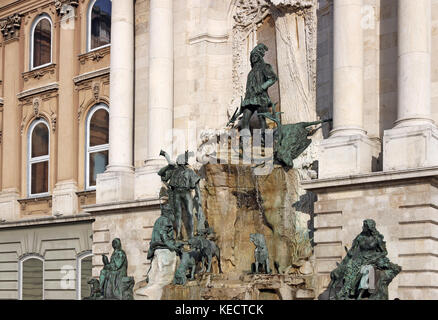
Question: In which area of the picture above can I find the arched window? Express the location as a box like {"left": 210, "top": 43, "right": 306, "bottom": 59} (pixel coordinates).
{"left": 88, "top": 0, "right": 112, "bottom": 51}
{"left": 76, "top": 252, "right": 93, "bottom": 300}
{"left": 86, "top": 104, "right": 109, "bottom": 189}
{"left": 28, "top": 120, "right": 50, "bottom": 196}
{"left": 19, "top": 255, "right": 44, "bottom": 300}
{"left": 30, "top": 15, "right": 52, "bottom": 69}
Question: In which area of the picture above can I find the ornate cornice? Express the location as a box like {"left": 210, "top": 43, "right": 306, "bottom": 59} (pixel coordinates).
{"left": 22, "top": 64, "right": 56, "bottom": 82}
{"left": 0, "top": 13, "right": 22, "bottom": 41}
{"left": 73, "top": 67, "right": 110, "bottom": 85}
{"left": 78, "top": 46, "right": 111, "bottom": 65}
{"left": 233, "top": 0, "right": 270, "bottom": 28}
{"left": 17, "top": 82, "right": 59, "bottom": 100}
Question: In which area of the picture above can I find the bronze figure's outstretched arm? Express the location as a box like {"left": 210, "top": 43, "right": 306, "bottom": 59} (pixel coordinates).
{"left": 159, "top": 150, "right": 176, "bottom": 166}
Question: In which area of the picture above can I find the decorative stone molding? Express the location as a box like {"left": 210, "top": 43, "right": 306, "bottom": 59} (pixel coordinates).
{"left": 18, "top": 195, "right": 53, "bottom": 215}
{"left": 78, "top": 46, "right": 110, "bottom": 65}
{"left": 73, "top": 67, "right": 110, "bottom": 85}
{"left": 77, "top": 98, "right": 87, "bottom": 121}
{"left": 55, "top": 0, "right": 79, "bottom": 16}
{"left": 76, "top": 190, "right": 96, "bottom": 206}
{"left": 20, "top": 114, "right": 27, "bottom": 135}
{"left": 74, "top": 68, "right": 109, "bottom": 121}
{"left": 188, "top": 33, "right": 229, "bottom": 45}
{"left": 18, "top": 195, "right": 53, "bottom": 207}
{"left": 268, "top": 0, "right": 314, "bottom": 8}
{"left": 92, "top": 81, "right": 100, "bottom": 101}
{"left": 50, "top": 108, "right": 57, "bottom": 133}
{"left": 17, "top": 83, "right": 59, "bottom": 100}
{"left": 33, "top": 98, "right": 41, "bottom": 117}
{"left": 22, "top": 64, "right": 56, "bottom": 82}
{"left": 0, "top": 13, "right": 22, "bottom": 41}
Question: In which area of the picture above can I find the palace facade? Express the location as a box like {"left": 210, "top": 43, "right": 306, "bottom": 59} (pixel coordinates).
{"left": 0, "top": 0, "right": 436, "bottom": 300}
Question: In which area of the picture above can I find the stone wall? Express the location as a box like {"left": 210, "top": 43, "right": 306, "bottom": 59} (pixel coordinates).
{"left": 0, "top": 218, "right": 93, "bottom": 299}
{"left": 303, "top": 168, "right": 438, "bottom": 300}
{"left": 86, "top": 200, "right": 161, "bottom": 286}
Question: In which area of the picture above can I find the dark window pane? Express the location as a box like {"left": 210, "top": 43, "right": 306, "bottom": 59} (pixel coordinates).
{"left": 89, "top": 151, "right": 108, "bottom": 187}
{"left": 33, "top": 18, "right": 51, "bottom": 67}
{"left": 81, "top": 256, "right": 92, "bottom": 299}
{"left": 31, "top": 123, "right": 49, "bottom": 158}
{"left": 91, "top": 0, "right": 111, "bottom": 50}
{"left": 31, "top": 161, "right": 48, "bottom": 194}
{"left": 22, "top": 258, "right": 43, "bottom": 300}
{"left": 90, "top": 109, "right": 109, "bottom": 147}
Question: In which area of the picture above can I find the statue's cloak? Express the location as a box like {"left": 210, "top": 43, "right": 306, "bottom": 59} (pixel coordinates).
{"left": 274, "top": 122, "right": 312, "bottom": 168}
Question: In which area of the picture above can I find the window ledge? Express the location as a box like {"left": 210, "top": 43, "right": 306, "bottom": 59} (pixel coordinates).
{"left": 22, "top": 63, "right": 56, "bottom": 82}
{"left": 18, "top": 195, "right": 52, "bottom": 212}
{"left": 76, "top": 190, "right": 96, "bottom": 207}
{"left": 78, "top": 46, "right": 110, "bottom": 65}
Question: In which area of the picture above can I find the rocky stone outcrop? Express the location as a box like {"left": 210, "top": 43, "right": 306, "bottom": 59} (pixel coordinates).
{"left": 199, "top": 164, "right": 312, "bottom": 275}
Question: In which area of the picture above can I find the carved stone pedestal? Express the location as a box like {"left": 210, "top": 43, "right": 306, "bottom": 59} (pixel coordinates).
{"left": 135, "top": 249, "right": 178, "bottom": 300}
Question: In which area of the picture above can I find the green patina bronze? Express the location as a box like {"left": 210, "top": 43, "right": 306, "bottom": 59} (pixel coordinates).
{"left": 227, "top": 43, "right": 331, "bottom": 167}
{"left": 326, "top": 219, "right": 401, "bottom": 300}
{"left": 147, "top": 202, "right": 183, "bottom": 261}
{"left": 84, "top": 238, "right": 134, "bottom": 300}
{"left": 158, "top": 150, "right": 204, "bottom": 240}
{"left": 227, "top": 43, "right": 278, "bottom": 139}
{"left": 259, "top": 104, "right": 331, "bottom": 168}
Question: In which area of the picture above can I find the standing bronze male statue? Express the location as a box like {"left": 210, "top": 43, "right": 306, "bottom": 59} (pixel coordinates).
{"left": 158, "top": 150, "right": 203, "bottom": 240}
{"left": 228, "top": 43, "right": 278, "bottom": 143}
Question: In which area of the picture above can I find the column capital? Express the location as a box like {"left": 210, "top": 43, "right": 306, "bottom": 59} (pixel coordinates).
{"left": 0, "top": 13, "right": 22, "bottom": 42}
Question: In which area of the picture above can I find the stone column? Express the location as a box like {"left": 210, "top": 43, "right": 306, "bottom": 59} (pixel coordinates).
{"left": 52, "top": 5, "right": 79, "bottom": 215}
{"left": 135, "top": 0, "right": 173, "bottom": 199}
{"left": 96, "top": 0, "right": 135, "bottom": 203}
{"left": 383, "top": 0, "right": 438, "bottom": 170}
{"left": 318, "top": 0, "right": 376, "bottom": 179}
{"left": 0, "top": 15, "right": 22, "bottom": 221}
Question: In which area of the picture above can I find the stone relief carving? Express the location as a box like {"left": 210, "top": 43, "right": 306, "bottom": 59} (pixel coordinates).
{"left": 93, "top": 82, "right": 100, "bottom": 101}
{"left": 78, "top": 47, "right": 110, "bottom": 65}
{"left": 0, "top": 13, "right": 22, "bottom": 41}
{"left": 20, "top": 114, "right": 27, "bottom": 135}
{"left": 230, "top": 0, "right": 317, "bottom": 122}
{"left": 77, "top": 98, "right": 86, "bottom": 121}
{"left": 55, "top": 0, "right": 79, "bottom": 16}
{"left": 33, "top": 98, "right": 41, "bottom": 117}
{"left": 50, "top": 108, "right": 57, "bottom": 133}
{"left": 22, "top": 64, "right": 56, "bottom": 82}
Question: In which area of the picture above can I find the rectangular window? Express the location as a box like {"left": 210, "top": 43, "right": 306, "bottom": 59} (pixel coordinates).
{"left": 22, "top": 259, "right": 43, "bottom": 300}
{"left": 89, "top": 150, "right": 108, "bottom": 187}
{"left": 31, "top": 161, "right": 49, "bottom": 195}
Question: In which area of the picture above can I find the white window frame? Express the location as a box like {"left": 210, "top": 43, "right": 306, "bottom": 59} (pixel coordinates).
{"left": 28, "top": 119, "right": 50, "bottom": 198}
{"left": 30, "top": 15, "right": 53, "bottom": 70}
{"left": 87, "top": 0, "right": 112, "bottom": 52}
{"left": 76, "top": 251, "right": 93, "bottom": 300}
{"left": 18, "top": 255, "right": 45, "bottom": 300}
{"left": 85, "top": 104, "right": 109, "bottom": 190}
